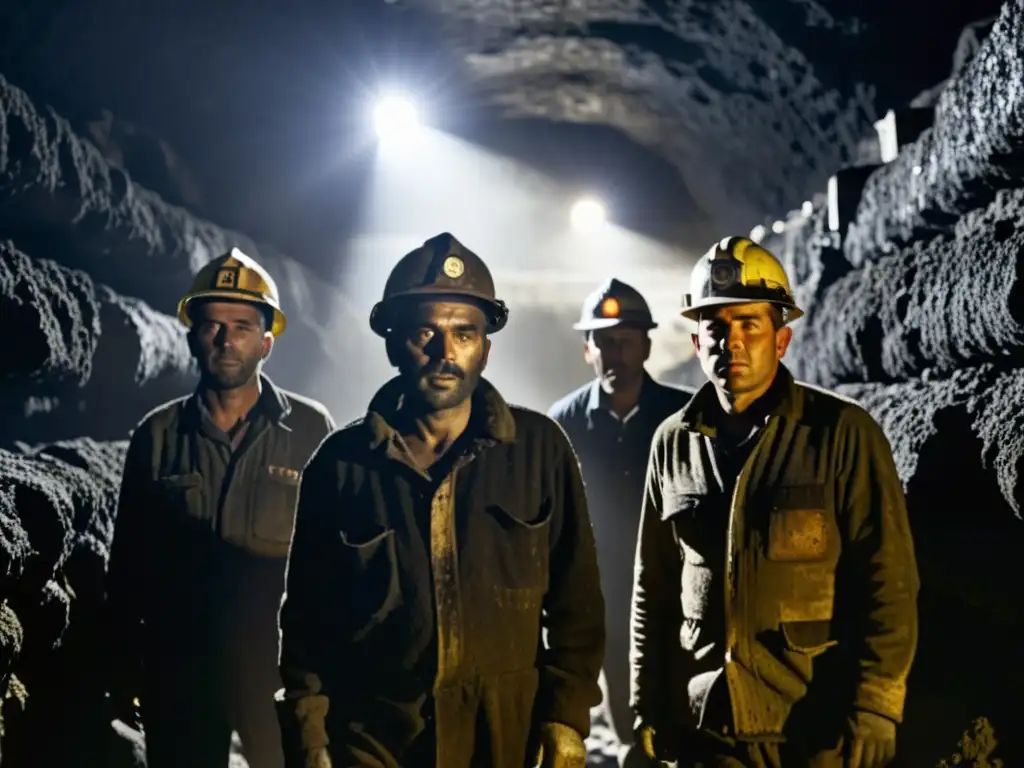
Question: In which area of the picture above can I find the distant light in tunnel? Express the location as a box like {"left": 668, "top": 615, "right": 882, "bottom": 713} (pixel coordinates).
{"left": 749, "top": 225, "right": 766, "bottom": 243}
{"left": 570, "top": 197, "right": 607, "bottom": 233}
{"left": 802, "top": 200, "right": 814, "bottom": 216}
{"left": 771, "top": 219, "right": 786, "bottom": 234}
{"left": 373, "top": 95, "right": 420, "bottom": 142}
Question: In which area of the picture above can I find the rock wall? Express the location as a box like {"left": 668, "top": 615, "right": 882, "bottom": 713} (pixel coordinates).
{"left": 0, "top": 70, "right": 377, "bottom": 767}
{"left": 766, "top": 1, "right": 1024, "bottom": 763}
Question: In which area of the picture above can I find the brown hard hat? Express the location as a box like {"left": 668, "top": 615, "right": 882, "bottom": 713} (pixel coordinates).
{"left": 369, "top": 232, "right": 509, "bottom": 337}
{"left": 177, "top": 247, "right": 287, "bottom": 336}
{"left": 573, "top": 278, "right": 657, "bottom": 331}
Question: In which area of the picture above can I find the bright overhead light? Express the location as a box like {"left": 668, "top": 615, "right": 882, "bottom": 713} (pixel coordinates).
{"left": 570, "top": 197, "right": 607, "bottom": 232}
{"left": 771, "top": 219, "right": 786, "bottom": 234}
{"left": 373, "top": 95, "right": 420, "bottom": 141}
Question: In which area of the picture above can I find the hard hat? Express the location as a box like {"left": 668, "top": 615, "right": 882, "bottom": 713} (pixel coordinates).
{"left": 681, "top": 236, "right": 803, "bottom": 323}
{"left": 177, "top": 247, "right": 287, "bottom": 336}
{"left": 369, "top": 232, "right": 509, "bottom": 337}
{"left": 573, "top": 278, "right": 657, "bottom": 332}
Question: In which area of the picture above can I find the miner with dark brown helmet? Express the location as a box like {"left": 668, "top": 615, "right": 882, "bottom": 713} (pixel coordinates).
{"left": 630, "top": 237, "right": 919, "bottom": 767}
{"left": 105, "top": 248, "right": 336, "bottom": 768}
{"left": 277, "top": 232, "right": 605, "bottom": 768}
{"left": 547, "top": 278, "right": 694, "bottom": 765}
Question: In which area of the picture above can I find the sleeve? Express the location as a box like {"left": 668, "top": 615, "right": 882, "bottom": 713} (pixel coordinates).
{"left": 629, "top": 427, "right": 684, "bottom": 733}
{"left": 104, "top": 423, "right": 153, "bottom": 703}
{"left": 278, "top": 442, "right": 341, "bottom": 751}
{"left": 534, "top": 427, "right": 606, "bottom": 736}
{"left": 836, "top": 407, "right": 920, "bottom": 723}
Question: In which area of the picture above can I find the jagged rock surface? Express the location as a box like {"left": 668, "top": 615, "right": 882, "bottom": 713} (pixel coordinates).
{"left": 0, "top": 240, "right": 196, "bottom": 443}
{"left": 404, "top": 0, "right": 882, "bottom": 234}
{"left": 792, "top": 188, "right": 1024, "bottom": 386}
{"left": 0, "top": 72, "right": 288, "bottom": 309}
{"left": 844, "top": 0, "right": 1024, "bottom": 265}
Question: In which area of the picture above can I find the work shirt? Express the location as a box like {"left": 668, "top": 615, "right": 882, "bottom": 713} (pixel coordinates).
{"left": 631, "top": 365, "right": 919, "bottom": 742}
{"left": 548, "top": 373, "right": 694, "bottom": 569}
{"left": 278, "top": 377, "right": 605, "bottom": 768}
{"left": 106, "top": 375, "right": 336, "bottom": 702}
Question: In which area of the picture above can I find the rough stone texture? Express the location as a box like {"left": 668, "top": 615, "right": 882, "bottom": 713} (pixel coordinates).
{"left": 0, "top": 442, "right": 127, "bottom": 765}
{"left": 405, "top": 0, "right": 881, "bottom": 234}
{"left": 791, "top": 189, "right": 1024, "bottom": 386}
{"left": 0, "top": 72, "right": 288, "bottom": 309}
{"left": 844, "top": 0, "right": 1024, "bottom": 266}
{"left": 0, "top": 241, "right": 192, "bottom": 390}
{"left": 0, "top": 240, "right": 196, "bottom": 443}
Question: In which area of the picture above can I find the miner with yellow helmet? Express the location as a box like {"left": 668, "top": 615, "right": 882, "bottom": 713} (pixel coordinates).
{"left": 279, "top": 233, "right": 604, "bottom": 768}
{"left": 547, "top": 278, "right": 693, "bottom": 762}
{"left": 106, "top": 247, "right": 336, "bottom": 768}
{"left": 631, "top": 237, "right": 918, "bottom": 768}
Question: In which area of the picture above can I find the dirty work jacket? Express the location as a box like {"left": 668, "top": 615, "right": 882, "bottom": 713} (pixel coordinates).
{"left": 630, "top": 365, "right": 919, "bottom": 741}
{"left": 107, "top": 375, "right": 336, "bottom": 695}
{"left": 278, "top": 377, "right": 605, "bottom": 767}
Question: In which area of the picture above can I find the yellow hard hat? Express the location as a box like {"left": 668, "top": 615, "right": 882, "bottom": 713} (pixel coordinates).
{"left": 681, "top": 236, "right": 803, "bottom": 323}
{"left": 177, "top": 248, "right": 287, "bottom": 336}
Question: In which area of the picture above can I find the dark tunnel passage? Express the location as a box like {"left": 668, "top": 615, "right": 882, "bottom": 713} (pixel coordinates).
{"left": 0, "top": 1, "right": 1023, "bottom": 767}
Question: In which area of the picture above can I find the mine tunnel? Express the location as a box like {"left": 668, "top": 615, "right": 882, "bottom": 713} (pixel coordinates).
{"left": 0, "top": 0, "right": 1022, "bottom": 766}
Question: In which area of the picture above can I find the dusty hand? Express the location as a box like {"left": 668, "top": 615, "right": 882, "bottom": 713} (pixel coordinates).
{"left": 304, "top": 746, "right": 332, "bottom": 768}
{"left": 844, "top": 711, "right": 896, "bottom": 768}
{"left": 534, "top": 721, "right": 587, "bottom": 768}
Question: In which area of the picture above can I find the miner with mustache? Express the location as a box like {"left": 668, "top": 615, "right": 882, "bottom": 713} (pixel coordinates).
{"left": 277, "top": 232, "right": 605, "bottom": 768}
{"left": 105, "top": 248, "right": 336, "bottom": 768}
{"left": 630, "top": 237, "right": 919, "bottom": 768}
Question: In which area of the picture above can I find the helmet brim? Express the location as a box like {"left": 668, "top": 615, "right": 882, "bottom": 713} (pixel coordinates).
{"left": 680, "top": 296, "right": 804, "bottom": 323}
{"left": 572, "top": 318, "right": 658, "bottom": 331}
{"left": 370, "top": 291, "right": 509, "bottom": 337}
{"left": 178, "top": 291, "right": 287, "bottom": 337}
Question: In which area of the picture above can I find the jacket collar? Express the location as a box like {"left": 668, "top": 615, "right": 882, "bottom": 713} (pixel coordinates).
{"left": 586, "top": 369, "right": 656, "bottom": 415}
{"left": 365, "top": 376, "right": 516, "bottom": 453}
{"left": 679, "top": 363, "right": 801, "bottom": 437}
{"left": 183, "top": 373, "right": 292, "bottom": 432}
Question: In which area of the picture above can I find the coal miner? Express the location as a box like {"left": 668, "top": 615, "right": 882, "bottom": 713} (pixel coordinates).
{"left": 547, "top": 278, "right": 693, "bottom": 763}
{"left": 277, "top": 233, "right": 605, "bottom": 768}
{"left": 630, "top": 237, "right": 919, "bottom": 768}
{"left": 105, "top": 248, "right": 336, "bottom": 768}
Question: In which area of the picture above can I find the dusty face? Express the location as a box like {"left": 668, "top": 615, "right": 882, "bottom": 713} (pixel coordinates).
{"left": 391, "top": 300, "right": 491, "bottom": 412}
{"left": 584, "top": 326, "right": 651, "bottom": 394}
{"left": 693, "top": 302, "right": 791, "bottom": 404}
{"left": 188, "top": 300, "right": 271, "bottom": 390}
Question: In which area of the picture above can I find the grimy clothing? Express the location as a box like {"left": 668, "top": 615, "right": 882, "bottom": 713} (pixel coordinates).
{"left": 631, "top": 366, "right": 918, "bottom": 755}
{"left": 548, "top": 373, "right": 693, "bottom": 740}
{"left": 278, "top": 377, "right": 605, "bottom": 768}
{"left": 106, "top": 376, "right": 335, "bottom": 768}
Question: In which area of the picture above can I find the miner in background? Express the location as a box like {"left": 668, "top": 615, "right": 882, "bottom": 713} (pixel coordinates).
{"left": 631, "top": 237, "right": 919, "bottom": 768}
{"left": 547, "top": 278, "right": 694, "bottom": 765}
{"left": 105, "top": 248, "right": 336, "bottom": 768}
{"left": 277, "top": 232, "right": 605, "bottom": 768}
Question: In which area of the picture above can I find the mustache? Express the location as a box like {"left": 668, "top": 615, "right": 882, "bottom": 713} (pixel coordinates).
{"left": 423, "top": 361, "right": 465, "bottom": 379}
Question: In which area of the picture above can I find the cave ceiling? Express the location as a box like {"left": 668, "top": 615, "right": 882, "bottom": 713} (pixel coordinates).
{"left": 0, "top": 0, "right": 1006, "bottom": 266}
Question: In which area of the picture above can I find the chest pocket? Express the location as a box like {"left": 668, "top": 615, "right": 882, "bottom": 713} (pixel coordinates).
{"left": 158, "top": 473, "right": 206, "bottom": 522}
{"left": 767, "top": 484, "right": 836, "bottom": 624}
{"left": 767, "top": 484, "right": 831, "bottom": 562}
{"left": 484, "top": 501, "right": 552, "bottom": 593}
{"left": 251, "top": 465, "right": 301, "bottom": 547}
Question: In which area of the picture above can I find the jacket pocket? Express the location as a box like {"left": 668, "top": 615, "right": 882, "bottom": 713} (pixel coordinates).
{"left": 767, "top": 485, "right": 830, "bottom": 562}
{"left": 339, "top": 528, "right": 403, "bottom": 641}
{"left": 485, "top": 502, "right": 552, "bottom": 592}
{"left": 251, "top": 465, "right": 301, "bottom": 547}
{"left": 780, "top": 620, "right": 838, "bottom": 659}
{"left": 158, "top": 473, "right": 206, "bottom": 521}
